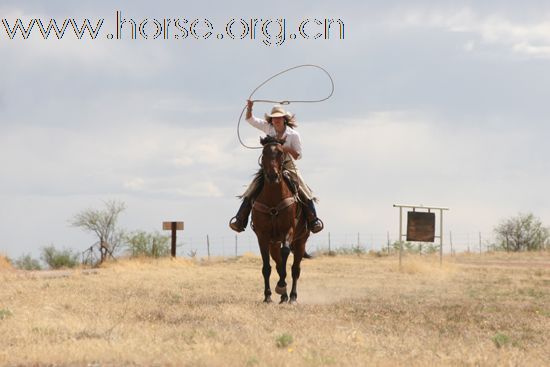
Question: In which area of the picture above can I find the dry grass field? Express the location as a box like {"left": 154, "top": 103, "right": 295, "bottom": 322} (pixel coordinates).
{"left": 1, "top": 251, "right": 549, "bottom": 367}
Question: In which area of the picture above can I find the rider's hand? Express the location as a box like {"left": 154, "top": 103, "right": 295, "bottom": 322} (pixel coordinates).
{"left": 247, "top": 99, "right": 254, "bottom": 110}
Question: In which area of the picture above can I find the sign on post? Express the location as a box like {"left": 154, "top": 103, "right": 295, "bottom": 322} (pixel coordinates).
{"left": 393, "top": 204, "right": 449, "bottom": 268}
{"left": 406, "top": 211, "right": 435, "bottom": 242}
{"left": 162, "top": 221, "right": 184, "bottom": 257}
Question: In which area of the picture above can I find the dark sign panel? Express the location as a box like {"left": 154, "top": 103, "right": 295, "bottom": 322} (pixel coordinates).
{"left": 406, "top": 212, "right": 435, "bottom": 242}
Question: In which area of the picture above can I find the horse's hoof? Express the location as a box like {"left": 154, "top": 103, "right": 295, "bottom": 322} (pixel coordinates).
{"left": 275, "top": 285, "right": 287, "bottom": 295}
{"left": 289, "top": 298, "right": 297, "bottom": 305}
{"left": 264, "top": 297, "right": 272, "bottom": 303}
{"left": 279, "top": 294, "right": 289, "bottom": 304}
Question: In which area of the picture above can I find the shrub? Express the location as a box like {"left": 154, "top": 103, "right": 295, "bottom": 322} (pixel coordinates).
{"left": 125, "top": 231, "right": 170, "bottom": 258}
{"left": 14, "top": 254, "right": 42, "bottom": 271}
{"left": 41, "top": 245, "right": 80, "bottom": 269}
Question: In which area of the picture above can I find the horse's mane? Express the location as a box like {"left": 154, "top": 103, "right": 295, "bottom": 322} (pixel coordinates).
{"left": 260, "top": 135, "right": 286, "bottom": 146}
{"left": 238, "top": 168, "right": 264, "bottom": 200}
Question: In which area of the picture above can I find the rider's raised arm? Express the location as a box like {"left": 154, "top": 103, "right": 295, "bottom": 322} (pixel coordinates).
{"left": 246, "top": 115, "right": 271, "bottom": 134}
{"left": 245, "top": 99, "right": 270, "bottom": 134}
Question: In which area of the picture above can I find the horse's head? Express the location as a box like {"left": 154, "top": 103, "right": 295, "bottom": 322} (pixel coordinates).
{"left": 260, "top": 136, "right": 286, "bottom": 184}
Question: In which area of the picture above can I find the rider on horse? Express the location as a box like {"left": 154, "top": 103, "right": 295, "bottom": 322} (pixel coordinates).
{"left": 229, "top": 100, "right": 324, "bottom": 234}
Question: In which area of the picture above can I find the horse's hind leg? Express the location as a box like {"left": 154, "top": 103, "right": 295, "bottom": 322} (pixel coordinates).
{"left": 289, "top": 262, "right": 301, "bottom": 304}
{"left": 260, "top": 244, "right": 272, "bottom": 303}
{"left": 290, "top": 245, "right": 304, "bottom": 304}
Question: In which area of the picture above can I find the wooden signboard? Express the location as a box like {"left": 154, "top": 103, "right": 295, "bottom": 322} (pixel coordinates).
{"left": 406, "top": 212, "right": 435, "bottom": 242}
{"left": 163, "top": 222, "right": 184, "bottom": 231}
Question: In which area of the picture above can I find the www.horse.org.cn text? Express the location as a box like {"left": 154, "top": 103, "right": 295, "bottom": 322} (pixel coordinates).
{"left": 0, "top": 10, "right": 345, "bottom": 46}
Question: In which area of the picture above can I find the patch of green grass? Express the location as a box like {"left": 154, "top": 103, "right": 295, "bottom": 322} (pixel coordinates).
{"left": 518, "top": 288, "right": 544, "bottom": 298}
{"left": 0, "top": 308, "right": 13, "bottom": 320}
{"left": 246, "top": 356, "right": 259, "bottom": 366}
{"left": 206, "top": 329, "right": 217, "bottom": 338}
{"left": 492, "top": 333, "right": 511, "bottom": 348}
{"left": 276, "top": 333, "right": 293, "bottom": 348}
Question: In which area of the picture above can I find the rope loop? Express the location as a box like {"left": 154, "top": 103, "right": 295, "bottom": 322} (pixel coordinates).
{"left": 237, "top": 64, "right": 334, "bottom": 149}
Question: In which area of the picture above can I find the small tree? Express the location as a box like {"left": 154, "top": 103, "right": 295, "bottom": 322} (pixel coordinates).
{"left": 70, "top": 200, "right": 126, "bottom": 263}
{"left": 125, "top": 231, "right": 170, "bottom": 258}
{"left": 41, "top": 245, "right": 79, "bottom": 269}
{"left": 494, "top": 213, "right": 549, "bottom": 252}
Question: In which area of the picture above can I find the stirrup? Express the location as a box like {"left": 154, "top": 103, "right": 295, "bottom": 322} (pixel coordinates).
{"left": 229, "top": 216, "right": 245, "bottom": 233}
{"left": 309, "top": 218, "right": 324, "bottom": 234}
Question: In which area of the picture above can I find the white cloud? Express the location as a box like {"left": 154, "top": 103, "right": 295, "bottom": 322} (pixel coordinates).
{"left": 392, "top": 7, "right": 550, "bottom": 58}
{"left": 123, "top": 177, "right": 223, "bottom": 198}
{"left": 124, "top": 177, "right": 145, "bottom": 190}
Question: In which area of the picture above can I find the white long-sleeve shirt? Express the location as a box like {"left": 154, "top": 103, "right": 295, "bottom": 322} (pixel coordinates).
{"left": 246, "top": 116, "right": 303, "bottom": 160}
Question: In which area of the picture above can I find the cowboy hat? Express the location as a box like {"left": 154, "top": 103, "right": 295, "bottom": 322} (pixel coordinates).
{"left": 265, "top": 105, "right": 294, "bottom": 122}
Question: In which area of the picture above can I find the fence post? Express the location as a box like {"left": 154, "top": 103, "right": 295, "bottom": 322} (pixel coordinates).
{"left": 207, "top": 235, "right": 210, "bottom": 259}
{"left": 479, "top": 232, "right": 482, "bottom": 254}
{"left": 449, "top": 231, "right": 453, "bottom": 255}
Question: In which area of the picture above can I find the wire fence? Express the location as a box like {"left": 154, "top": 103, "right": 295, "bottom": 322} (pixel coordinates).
{"left": 174, "top": 231, "right": 500, "bottom": 258}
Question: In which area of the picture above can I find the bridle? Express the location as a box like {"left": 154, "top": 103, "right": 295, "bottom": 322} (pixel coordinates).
{"left": 253, "top": 141, "right": 297, "bottom": 244}
{"left": 259, "top": 141, "right": 285, "bottom": 184}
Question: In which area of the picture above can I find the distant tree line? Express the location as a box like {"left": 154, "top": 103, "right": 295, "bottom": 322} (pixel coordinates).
{"left": 8, "top": 205, "right": 548, "bottom": 271}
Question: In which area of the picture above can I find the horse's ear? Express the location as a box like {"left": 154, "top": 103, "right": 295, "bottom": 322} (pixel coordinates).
{"left": 260, "top": 136, "right": 268, "bottom": 146}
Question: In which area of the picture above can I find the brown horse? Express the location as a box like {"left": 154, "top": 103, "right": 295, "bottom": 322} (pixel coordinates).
{"left": 251, "top": 136, "right": 310, "bottom": 304}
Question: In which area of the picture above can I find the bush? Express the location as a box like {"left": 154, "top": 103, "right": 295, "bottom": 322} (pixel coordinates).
{"left": 14, "top": 254, "right": 42, "bottom": 270}
{"left": 494, "top": 213, "right": 549, "bottom": 251}
{"left": 125, "top": 231, "right": 171, "bottom": 258}
{"left": 41, "top": 245, "right": 80, "bottom": 269}
{"left": 391, "top": 241, "right": 440, "bottom": 255}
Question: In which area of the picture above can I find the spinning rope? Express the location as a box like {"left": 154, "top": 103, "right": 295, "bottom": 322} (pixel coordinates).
{"left": 237, "top": 64, "right": 335, "bottom": 149}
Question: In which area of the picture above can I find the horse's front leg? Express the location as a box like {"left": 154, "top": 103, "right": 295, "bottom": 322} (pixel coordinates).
{"left": 259, "top": 242, "right": 272, "bottom": 303}
{"left": 270, "top": 242, "right": 289, "bottom": 303}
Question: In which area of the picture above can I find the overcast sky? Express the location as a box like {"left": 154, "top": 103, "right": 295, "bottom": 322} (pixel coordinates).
{"left": 1, "top": 1, "right": 549, "bottom": 258}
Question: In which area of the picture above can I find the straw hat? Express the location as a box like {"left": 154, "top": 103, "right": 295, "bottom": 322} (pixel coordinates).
{"left": 265, "top": 105, "right": 296, "bottom": 125}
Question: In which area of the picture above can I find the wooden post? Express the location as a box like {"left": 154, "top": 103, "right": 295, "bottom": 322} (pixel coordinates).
{"left": 235, "top": 235, "right": 238, "bottom": 257}
{"left": 162, "top": 221, "right": 184, "bottom": 258}
{"left": 207, "top": 235, "right": 210, "bottom": 259}
{"left": 387, "top": 231, "right": 390, "bottom": 254}
{"left": 328, "top": 232, "right": 332, "bottom": 254}
{"left": 171, "top": 222, "right": 177, "bottom": 257}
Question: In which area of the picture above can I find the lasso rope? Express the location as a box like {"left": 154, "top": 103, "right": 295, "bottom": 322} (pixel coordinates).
{"left": 237, "top": 64, "right": 335, "bottom": 149}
